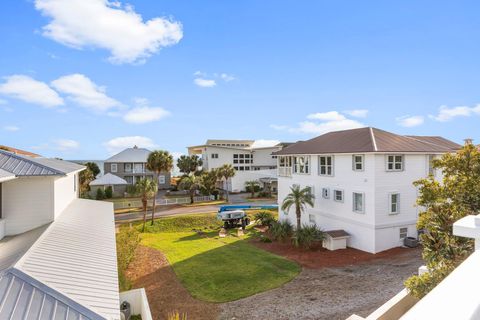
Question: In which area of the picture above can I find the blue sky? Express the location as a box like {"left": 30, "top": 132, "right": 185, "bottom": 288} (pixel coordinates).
{"left": 1, "top": 0, "right": 479, "bottom": 159}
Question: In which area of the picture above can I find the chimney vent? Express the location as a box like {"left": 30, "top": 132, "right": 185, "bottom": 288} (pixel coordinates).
{"left": 464, "top": 138, "right": 473, "bottom": 145}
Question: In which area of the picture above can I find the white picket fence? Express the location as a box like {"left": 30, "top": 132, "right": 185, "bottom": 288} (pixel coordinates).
{"left": 112, "top": 195, "right": 215, "bottom": 210}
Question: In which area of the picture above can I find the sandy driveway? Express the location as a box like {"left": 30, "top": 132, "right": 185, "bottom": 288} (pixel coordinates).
{"left": 219, "top": 248, "right": 422, "bottom": 320}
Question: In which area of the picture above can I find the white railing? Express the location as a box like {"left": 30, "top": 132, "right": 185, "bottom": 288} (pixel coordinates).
{"left": 120, "top": 288, "right": 152, "bottom": 320}
{"left": 278, "top": 167, "right": 292, "bottom": 177}
{"left": 112, "top": 195, "right": 215, "bottom": 210}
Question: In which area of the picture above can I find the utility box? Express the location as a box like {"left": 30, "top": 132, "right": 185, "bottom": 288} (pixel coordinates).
{"left": 404, "top": 237, "right": 419, "bottom": 248}
{"left": 323, "top": 230, "right": 350, "bottom": 251}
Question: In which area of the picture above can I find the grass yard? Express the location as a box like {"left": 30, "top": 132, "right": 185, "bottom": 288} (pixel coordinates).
{"left": 138, "top": 213, "right": 300, "bottom": 303}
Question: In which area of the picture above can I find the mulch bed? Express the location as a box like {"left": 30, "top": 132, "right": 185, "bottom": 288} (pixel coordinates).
{"left": 252, "top": 238, "right": 420, "bottom": 269}
{"left": 125, "top": 246, "right": 219, "bottom": 320}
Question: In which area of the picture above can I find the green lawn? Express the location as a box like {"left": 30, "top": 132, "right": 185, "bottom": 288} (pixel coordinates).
{"left": 138, "top": 213, "right": 300, "bottom": 302}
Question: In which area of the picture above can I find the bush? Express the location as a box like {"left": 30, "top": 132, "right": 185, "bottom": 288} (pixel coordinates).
{"left": 245, "top": 185, "right": 261, "bottom": 194}
{"left": 270, "top": 220, "right": 294, "bottom": 241}
{"left": 116, "top": 227, "right": 140, "bottom": 291}
{"left": 96, "top": 188, "right": 105, "bottom": 200}
{"left": 167, "top": 311, "right": 187, "bottom": 320}
{"left": 257, "top": 191, "right": 271, "bottom": 198}
{"left": 126, "top": 185, "right": 137, "bottom": 196}
{"left": 291, "top": 224, "right": 325, "bottom": 249}
{"left": 105, "top": 186, "right": 113, "bottom": 198}
{"left": 254, "top": 211, "right": 276, "bottom": 226}
{"left": 259, "top": 235, "right": 272, "bottom": 243}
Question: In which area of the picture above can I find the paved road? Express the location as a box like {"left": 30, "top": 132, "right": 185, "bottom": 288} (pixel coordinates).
{"left": 115, "top": 199, "right": 277, "bottom": 224}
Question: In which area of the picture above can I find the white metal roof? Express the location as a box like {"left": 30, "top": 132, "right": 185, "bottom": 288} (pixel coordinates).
{"left": 90, "top": 173, "right": 128, "bottom": 186}
{"left": 105, "top": 147, "right": 151, "bottom": 163}
{"left": 0, "top": 168, "right": 16, "bottom": 182}
{"left": 0, "top": 199, "right": 120, "bottom": 320}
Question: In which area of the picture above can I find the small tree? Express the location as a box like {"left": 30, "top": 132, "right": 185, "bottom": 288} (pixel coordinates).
{"left": 146, "top": 150, "right": 174, "bottom": 225}
{"left": 200, "top": 169, "right": 218, "bottom": 196}
{"left": 216, "top": 164, "right": 235, "bottom": 202}
{"left": 105, "top": 185, "right": 113, "bottom": 198}
{"left": 96, "top": 187, "right": 106, "bottom": 200}
{"left": 177, "top": 155, "right": 203, "bottom": 176}
{"left": 85, "top": 162, "right": 100, "bottom": 177}
{"left": 405, "top": 143, "right": 480, "bottom": 298}
{"left": 245, "top": 180, "right": 260, "bottom": 198}
{"left": 281, "top": 185, "right": 315, "bottom": 230}
{"left": 79, "top": 168, "right": 94, "bottom": 198}
{"left": 135, "top": 178, "right": 158, "bottom": 232}
{"left": 178, "top": 175, "right": 202, "bottom": 204}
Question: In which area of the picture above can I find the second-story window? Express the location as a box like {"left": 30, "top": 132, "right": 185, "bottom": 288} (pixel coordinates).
{"left": 211, "top": 153, "right": 219, "bottom": 159}
{"left": 111, "top": 163, "right": 117, "bottom": 173}
{"left": 318, "top": 156, "right": 333, "bottom": 176}
{"left": 293, "top": 156, "right": 310, "bottom": 174}
{"left": 124, "top": 163, "right": 132, "bottom": 172}
{"left": 352, "top": 155, "right": 364, "bottom": 171}
{"left": 386, "top": 155, "right": 404, "bottom": 171}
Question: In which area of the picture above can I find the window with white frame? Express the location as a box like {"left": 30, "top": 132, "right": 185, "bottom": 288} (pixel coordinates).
{"left": 293, "top": 156, "right": 310, "bottom": 174}
{"left": 318, "top": 156, "right": 333, "bottom": 176}
{"left": 427, "top": 155, "right": 435, "bottom": 176}
{"left": 211, "top": 153, "right": 219, "bottom": 159}
{"left": 386, "top": 155, "right": 404, "bottom": 171}
{"left": 124, "top": 163, "right": 132, "bottom": 172}
{"left": 389, "top": 193, "right": 400, "bottom": 214}
{"left": 158, "top": 175, "right": 166, "bottom": 184}
{"left": 399, "top": 227, "right": 408, "bottom": 239}
{"left": 334, "top": 189, "right": 344, "bottom": 202}
{"left": 353, "top": 192, "right": 364, "bottom": 213}
{"left": 309, "top": 214, "right": 316, "bottom": 223}
{"left": 111, "top": 163, "right": 118, "bottom": 173}
{"left": 352, "top": 155, "right": 364, "bottom": 171}
{"left": 322, "top": 187, "right": 330, "bottom": 199}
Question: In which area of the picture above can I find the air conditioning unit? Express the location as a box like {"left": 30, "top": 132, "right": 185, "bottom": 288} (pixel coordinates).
{"left": 404, "top": 237, "right": 419, "bottom": 248}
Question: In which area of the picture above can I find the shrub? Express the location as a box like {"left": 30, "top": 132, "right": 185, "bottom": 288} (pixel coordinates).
{"left": 257, "top": 191, "right": 271, "bottom": 198}
{"left": 259, "top": 235, "right": 272, "bottom": 243}
{"left": 105, "top": 186, "right": 113, "bottom": 198}
{"left": 270, "top": 220, "right": 293, "bottom": 241}
{"left": 245, "top": 184, "right": 261, "bottom": 193}
{"left": 126, "top": 185, "right": 137, "bottom": 196}
{"left": 291, "top": 224, "right": 325, "bottom": 249}
{"left": 254, "top": 211, "right": 276, "bottom": 226}
{"left": 168, "top": 311, "right": 187, "bottom": 320}
{"left": 116, "top": 227, "right": 140, "bottom": 291}
{"left": 96, "top": 188, "right": 105, "bottom": 200}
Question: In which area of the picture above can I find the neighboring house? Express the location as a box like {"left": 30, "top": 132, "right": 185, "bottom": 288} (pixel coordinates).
{"left": 274, "top": 127, "right": 460, "bottom": 253}
{"left": 0, "top": 149, "right": 152, "bottom": 319}
{"left": 188, "top": 139, "right": 292, "bottom": 192}
{"left": 0, "top": 145, "right": 40, "bottom": 157}
{"left": 104, "top": 146, "right": 171, "bottom": 193}
{"left": 89, "top": 173, "right": 128, "bottom": 197}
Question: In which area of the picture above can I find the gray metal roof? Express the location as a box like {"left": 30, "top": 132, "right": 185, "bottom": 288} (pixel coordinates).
{"left": 89, "top": 173, "right": 127, "bottom": 186}
{"left": 0, "top": 150, "right": 85, "bottom": 177}
{"left": 0, "top": 199, "right": 120, "bottom": 320}
{"left": 0, "top": 169, "right": 16, "bottom": 182}
{"left": 104, "top": 147, "right": 151, "bottom": 163}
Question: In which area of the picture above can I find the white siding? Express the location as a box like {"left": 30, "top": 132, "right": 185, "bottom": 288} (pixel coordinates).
{"left": 53, "top": 172, "right": 77, "bottom": 218}
{"left": 2, "top": 177, "right": 55, "bottom": 236}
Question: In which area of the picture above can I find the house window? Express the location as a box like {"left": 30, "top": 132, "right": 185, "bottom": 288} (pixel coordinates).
{"left": 293, "top": 156, "right": 310, "bottom": 174}
{"left": 389, "top": 193, "right": 400, "bottom": 214}
{"left": 134, "top": 163, "right": 143, "bottom": 173}
{"left": 386, "top": 155, "right": 404, "bottom": 171}
{"left": 211, "top": 153, "right": 219, "bottom": 159}
{"left": 322, "top": 187, "right": 330, "bottom": 199}
{"left": 245, "top": 166, "right": 250, "bottom": 171}
{"left": 111, "top": 163, "right": 118, "bottom": 173}
{"left": 428, "top": 155, "right": 435, "bottom": 175}
{"left": 124, "top": 163, "right": 132, "bottom": 172}
{"left": 125, "top": 176, "right": 133, "bottom": 184}
{"left": 352, "top": 155, "right": 364, "bottom": 171}
{"left": 318, "top": 156, "right": 333, "bottom": 176}
{"left": 158, "top": 175, "right": 166, "bottom": 184}
{"left": 399, "top": 227, "right": 408, "bottom": 239}
{"left": 353, "top": 192, "right": 365, "bottom": 213}
{"left": 309, "top": 214, "right": 316, "bottom": 223}
{"left": 334, "top": 189, "right": 344, "bottom": 202}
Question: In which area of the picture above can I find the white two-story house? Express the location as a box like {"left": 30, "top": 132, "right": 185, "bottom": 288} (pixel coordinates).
{"left": 274, "top": 127, "right": 460, "bottom": 253}
{"left": 188, "top": 139, "right": 292, "bottom": 192}
{"left": 0, "top": 149, "right": 152, "bottom": 319}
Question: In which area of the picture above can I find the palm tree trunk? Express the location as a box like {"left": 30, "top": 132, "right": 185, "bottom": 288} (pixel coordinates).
{"left": 296, "top": 207, "right": 301, "bottom": 230}
{"left": 190, "top": 191, "right": 194, "bottom": 204}
{"left": 151, "top": 173, "right": 158, "bottom": 225}
{"left": 142, "top": 201, "right": 147, "bottom": 232}
{"left": 225, "top": 178, "right": 229, "bottom": 202}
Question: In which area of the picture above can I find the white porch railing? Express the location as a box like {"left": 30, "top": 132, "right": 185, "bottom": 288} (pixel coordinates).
{"left": 112, "top": 195, "right": 215, "bottom": 210}
{"left": 278, "top": 167, "right": 292, "bottom": 177}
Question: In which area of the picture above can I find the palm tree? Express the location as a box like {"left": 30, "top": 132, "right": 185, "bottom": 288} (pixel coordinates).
{"left": 178, "top": 174, "right": 202, "bottom": 204}
{"left": 245, "top": 180, "right": 260, "bottom": 198}
{"left": 199, "top": 169, "right": 218, "bottom": 197}
{"left": 146, "top": 150, "right": 174, "bottom": 225}
{"left": 135, "top": 178, "right": 158, "bottom": 232}
{"left": 78, "top": 168, "right": 94, "bottom": 198}
{"left": 216, "top": 164, "right": 235, "bottom": 202}
{"left": 177, "top": 155, "right": 203, "bottom": 176}
{"left": 281, "top": 185, "right": 315, "bottom": 230}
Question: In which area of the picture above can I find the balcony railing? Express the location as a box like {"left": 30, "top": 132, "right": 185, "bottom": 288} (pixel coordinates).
{"left": 278, "top": 167, "right": 292, "bottom": 177}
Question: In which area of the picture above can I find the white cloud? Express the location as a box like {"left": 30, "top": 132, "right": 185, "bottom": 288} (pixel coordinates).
{"left": 429, "top": 105, "right": 480, "bottom": 122}
{"left": 272, "top": 111, "right": 365, "bottom": 135}
{"left": 251, "top": 140, "right": 280, "bottom": 148}
{"left": 104, "top": 136, "right": 157, "bottom": 154}
{"left": 3, "top": 125, "right": 19, "bottom": 132}
{"left": 123, "top": 106, "right": 170, "bottom": 124}
{"left": 54, "top": 139, "right": 79, "bottom": 151}
{"left": 194, "top": 78, "right": 216, "bottom": 88}
{"left": 396, "top": 115, "right": 424, "bottom": 127}
{"left": 344, "top": 109, "right": 368, "bottom": 118}
{"left": 35, "top": 0, "right": 183, "bottom": 64}
{"left": 0, "top": 75, "right": 64, "bottom": 107}
{"left": 220, "top": 73, "right": 235, "bottom": 82}
{"left": 51, "top": 74, "right": 120, "bottom": 112}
